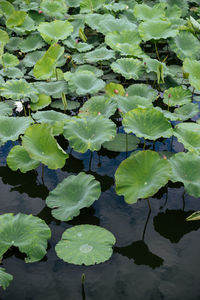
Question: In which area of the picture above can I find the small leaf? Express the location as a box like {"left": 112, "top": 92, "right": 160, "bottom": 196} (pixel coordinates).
{"left": 0, "top": 268, "right": 13, "bottom": 290}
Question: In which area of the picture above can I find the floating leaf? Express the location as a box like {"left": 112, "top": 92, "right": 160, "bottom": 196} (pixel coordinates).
{"left": 170, "top": 152, "right": 200, "bottom": 197}
{"left": 134, "top": 3, "right": 166, "bottom": 21}
{"left": 75, "top": 65, "right": 103, "bottom": 77}
{"left": 139, "top": 20, "right": 178, "bottom": 41}
{"left": 33, "top": 80, "right": 68, "bottom": 98}
{"left": 23, "top": 51, "right": 45, "bottom": 68}
{"left": 98, "top": 17, "right": 137, "bottom": 34}
{"left": 2, "top": 53, "right": 19, "bottom": 68}
{"left": 0, "top": 102, "right": 12, "bottom": 116}
{"left": 115, "top": 150, "right": 171, "bottom": 204}
{"left": 6, "top": 11, "right": 27, "bottom": 29}
{"left": 183, "top": 59, "right": 200, "bottom": 91}
{"left": 103, "top": 133, "right": 139, "bottom": 152}
{"left": 46, "top": 172, "right": 101, "bottom": 221}
{"left": 186, "top": 211, "right": 200, "bottom": 221}
{"left": 0, "top": 213, "right": 51, "bottom": 263}
{"left": 30, "top": 94, "right": 51, "bottom": 111}
{"left": 0, "top": 29, "right": 9, "bottom": 45}
{"left": 40, "top": 0, "right": 67, "bottom": 18}
{"left": 84, "top": 47, "right": 115, "bottom": 63}
{"left": 174, "top": 103, "right": 199, "bottom": 121}
{"left": 163, "top": 86, "right": 192, "bottom": 107}
{"left": 105, "top": 82, "right": 125, "bottom": 97}
{"left": 0, "top": 116, "right": 33, "bottom": 145}
{"left": 123, "top": 108, "right": 173, "bottom": 140}
{"left": 63, "top": 116, "right": 116, "bottom": 153}
{"left": 0, "top": 268, "right": 13, "bottom": 290}
{"left": 63, "top": 38, "right": 93, "bottom": 53}
{"left": 80, "top": 0, "right": 106, "bottom": 13}
{"left": 55, "top": 224, "right": 116, "bottom": 265}
{"left": 20, "top": 34, "right": 45, "bottom": 53}
{"left": 111, "top": 58, "right": 144, "bottom": 80}
{"left": 174, "top": 122, "right": 200, "bottom": 154}
{"left": 114, "top": 95, "right": 153, "bottom": 114}
{"left": 51, "top": 100, "right": 80, "bottom": 111}
{"left": 22, "top": 124, "right": 68, "bottom": 169}
{"left": 7, "top": 145, "right": 40, "bottom": 173}
{"left": 127, "top": 84, "right": 157, "bottom": 100}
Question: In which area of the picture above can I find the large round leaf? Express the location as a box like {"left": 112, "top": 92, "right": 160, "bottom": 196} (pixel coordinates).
{"left": 55, "top": 225, "right": 116, "bottom": 265}
{"left": 183, "top": 59, "right": 200, "bottom": 91}
{"left": 63, "top": 116, "right": 116, "bottom": 153}
{"left": 0, "top": 29, "right": 9, "bottom": 45}
{"left": 7, "top": 145, "right": 40, "bottom": 173}
{"left": 111, "top": 58, "right": 144, "bottom": 80}
{"left": 22, "top": 124, "right": 68, "bottom": 169}
{"left": 38, "top": 20, "right": 73, "bottom": 44}
{"left": 20, "top": 33, "right": 45, "bottom": 53}
{"left": 174, "top": 122, "right": 200, "bottom": 154}
{"left": 115, "top": 150, "right": 171, "bottom": 204}
{"left": 126, "top": 84, "right": 157, "bottom": 101}
{"left": 98, "top": 17, "right": 137, "bottom": 34}
{"left": 46, "top": 172, "right": 101, "bottom": 221}
{"left": 103, "top": 133, "right": 139, "bottom": 152}
{"left": 0, "top": 268, "right": 13, "bottom": 290}
{"left": 30, "top": 94, "right": 51, "bottom": 111}
{"left": 134, "top": 3, "right": 166, "bottom": 21}
{"left": 114, "top": 95, "right": 153, "bottom": 114}
{"left": 84, "top": 47, "right": 115, "bottom": 63}
{"left": 0, "top": 213, "right": 51, "bottom": 263}
{"left": 0, "top": 116, "right": 33, "bottom": 145}
{"left": 163, "top": 86, "right": 192, "bottom": 107}
{"left": 1, "top": 53, "right": 19, "bottom": 68}
{"left": 123, "top": 108, "right": 173, "bottom": 140}
{"left": 169, "top": 152, "right": 200, "bottom": 197}
{"left": 40, "top": 0, "right": 67, "bottom": 18}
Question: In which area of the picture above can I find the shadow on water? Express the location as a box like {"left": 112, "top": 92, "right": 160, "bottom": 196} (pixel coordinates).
{"left": 154, "top": 210, "right": 200, "bottom": 243}
{"left": 85, "top": 170, "right": 114, "bottom": 192}
{"left": 61, "top": 154, "right": 85, "bottom": 174}
{"left": 0, "top": 166, "right": 49, "bottom": 200}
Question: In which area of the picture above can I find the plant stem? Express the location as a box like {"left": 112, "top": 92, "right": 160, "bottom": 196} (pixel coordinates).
{"left": 155, "top": 42, "right": 160, "bottom": 61}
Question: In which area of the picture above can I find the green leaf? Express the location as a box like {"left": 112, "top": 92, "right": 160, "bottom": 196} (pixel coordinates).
{"left": 183, "top": 59, "right": 200, "bottom": 91}
{"left": 6, "top": 11, "right": 27, "bottom": 29}
{"left": 0, "top": 116, "right": 33, "bottom": 145}
{"left": 115, "top": 150, "right": 171, "bottom": 204}
{"left": 22, "top": 123, "right": 68, "bottom": 169}
{"left": 33, "top": 44, "right": 64, "bottom": 80}
{"left": 7, "top": 145, "right": 40, "bottom": 173}
{"left": 0, "top": 268, "right": 13, "bottom": 290}
{"left": 80, "top": 0, "right": 106, "bottom": 13}
{"left": 105, "top": 82, "right": 125, "bottom": 97}
{"left": 55, "top": 224, "right": 116, "bottom": 265}
{"left": 40, "top": 0, "right": 67, "bottom": 18}
{"left": 30, "top": 94, "right": 51, "bottom": 111}
{"left": 0, "top": 213, "right": 51, "bottom": 263}
{"left": 84, "top": 47, "right": 115, "bottom": 63}
{"left": 0, "top": 1, "right": 14, "bottom": 18}
{"left": 134, "top": 3, "right": 166, "bottom": 21}
{"left": 139, "top": 20, "right": 178, "bottom": 41}
{"left": 163, "top": 86, "right": 192, "bottom": 107}
{"left": 123, "top": 108, "right": 173, "bottom": 140}
{"left": 51, "top": 100, "right": 80, "bottom": 111}
{"left": 170, "top": 152, "right": 200, "bottom": 197}
{"left": 20, "top": 33, "right": 45, "bottom": 53}
{"left": 186, "top": 211, "right": 200, "bottom": 221}
{"left": 103, "top": 133, "right": 139, "bottom": 152}
{"left": 174, "top": 103, "right": 199, "bottom": 121}
{"left": 2, "top": 53, "right": 19, "bottom": 68}
{"left": 46, "top": 172, "right": 101, "bottom": 221}
{"left": 98, "top": 17, "right": 137, "bottom": 34}
{"left": 0, "top": 29, "right": 9, "bottom": 45}
{"left": 33, "top": 80, "right": 68, "bottom": 98}
{"left": 63, "top": 116, "right": 116, "bottom": 153}
{"left": 174, "top": 122, "right": 200, "bottom": 154}
{"left": 114, "top": 95, "right": 153, "bottom": 114}
{"left": 111, "top": 58, "right": 144, "bottom": 80}
{"left": 38, "top": 20, "right": 73, "bottom": 44}
{"left": 127, "top": 84, "right": 157, "bottom": 100}
{"left": 0, "top": 102, "right": 12, "bottom": 116}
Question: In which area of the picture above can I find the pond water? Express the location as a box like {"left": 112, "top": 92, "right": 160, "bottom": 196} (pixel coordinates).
{"left": 0, "top": 125, "right": 200, "bottom": 300}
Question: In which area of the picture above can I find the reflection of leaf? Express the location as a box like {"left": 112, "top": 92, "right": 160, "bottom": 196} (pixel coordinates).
{"left": 115, "top": 240, "right": 164, "bottom": 269}
{"left": 154, "top": 210, "right": 200, "bottom": 243}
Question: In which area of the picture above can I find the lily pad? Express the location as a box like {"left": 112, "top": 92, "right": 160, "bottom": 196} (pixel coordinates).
{"left": 84, "top": 47, "right": 115, "bottom": 63}
{"left": 51, "top": 100, "right": 80, "bottom": 111}
{"left": 0, "top": 213, "right": 51, "bottom": 263}
{"left": 183, "top": 59, "right": 200, "bottom": 91}
{"left": 22, "top": 123, "right": 68, "bottom": 169}
{"left": 126, "top": 84, "right": 157, "bottom": 101}
{"left": 111, "top": 58, "right": 144, "bottom": 80}
{"left": 114, "top": 95, "right": 153, "bottom": 114}
{"left": 23, "top": 51, "right": 45, "bottom": 68}
{"left": 0, "top": 116, "right": 33, "bottom": 145}
{"left": 134, "top": 3, "right": 166, "bottom": 21}
{"left": 103, "top": 133, "right": 139, "bottom": 152}
{"left": 0, "top": 268, "right": 13, "bottom": 290}
{"left": 55, "top": 224, "right": 116, "bottom": 265}
{"left": 115, "top": 150, "right": 171, "bottom": 204}
{"left": 174, "top": 103, "right": 199, "bottom": 121}
{"left": 163, "top": 86, "right": 192, "bottom": 107}
{"left": 105, "top": 82, "right": 125, "bottom": 97}
{"left": 20, "top": 33, "right": 45, "bottom": 53}
{"left": 169, "top": 152, "right": 200, "bottom": 197}
{"left": 139, "top": 20, "right": 178, "bottom": 41}
{"left": 123, "top": 108, "right": 173, "bottom": 140}
{"left": 174, "top": 122, "right": 200, "bottom": 154}
{"left": 0, "top": 29, "right": 9, "bottom": 45}
{"left": 63, "top": 116, "right": 116, "bottom": 153}
{"left": 1, "top": 53, "right": 19, "bottom": 68}
{"left": 33, "top": 80, "right": 68, "bottom": 98}
{"left": 80, "top": 0, "right": 106, "bottom": 13}
{"left": 46, "top": 172, "right": 101, "bottom": 221}
{"left": 7, "top": 145, "right": 40, "bottom": 173}
{"left": 98, "top": 17, "right": 137, "bottom": 34}
{"left": 40, "top": 0, "right": 67, "bottom": 18}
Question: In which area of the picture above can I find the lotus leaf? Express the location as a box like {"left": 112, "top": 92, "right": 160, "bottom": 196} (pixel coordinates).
{"left": 51, "top": 100, "right": 80, "bottom": 111}
{"left": 30, "top": 94, "right": 51, "bottom": 111}
{"left": 174, "top": 122, "right": 200, "bottom": 154}
{"left": 85, "top": 13, "right": 112, "bottom": 30}
{"left": 0, "top": 102, "right": 12, "bottom": 116}
{"left": 115, "top": 150, "right": 171, "bottom": 204}
{"left": 183, "top": 59, "right": 200, "bottom": 91}
{"left": 63, "top": 38, "right": 93, "bottom": 53}
{"left": 33, "top": 80, "right": 68, "bottom": 98}
{"left": 169, "top": 152, "right": 200, "bottom": 197}
{"left": 13, "top": 15, "right": 35, "bottom": 34}
{"left": 123, "top": 108, "right": 173, "bottom": 140}
{"left": 134, "top": 3, "right": 166, "bottom": 21}
{"left": 66, "top": 0, "right": 81, "bottom": 7}
{"left": 32, "top": 110, "right": 70, "bottom": 135}
{"left": 186, "top": 211, "right": 200, "bottom": 221}
{"left": 0, "top": 213, "right": 51, "bottom": 263}
{"left": 115, "top": 95, "right": 153, "bottom": 114}
{"left": 55, "top": 224, "right": 116, "bottom": 265}
{"left": 40, "top": 0, "right": 67, "bottom": 18}
{"left": 6, "top": 11, "right": 27, "bottom": 29}
{"left": 169, "top": 31, "right": 200, "bottom": 61}
{"left": 105, "top": 83, "right": 125, "bottom": 97}
{"left": 22, "top": 124, "right": 68, "bottom": 169}
{"left": 63, "top": 116, "right": 116, "bottom": 153}
{"left": 1, "top": 53, "right": 19, "bottom": 68}
{"left": 84, "top": 47, "right": 115, "bottom": 63}
{"left": 111, "top": 58, "right": 144, "bottom": 80}
{"left": 20, "top": 34, "right": 45, "bottom": 53}
{"left": 190, "top": 16, "right": 200, "bottom": 33}
{"left": 0, "top": 79, "right": 38, "bottom": 102}
{"left": 75, "top": 65, "right": 103, "bottom": 77}
{"left": 80, "top": 0, "right": 106, "bottom": 13}
{"left": 163, "top": 86, "right": 192, "bottom": 107}
{"left": 23, "top": 51, "right": 45, "bottom": 68}
{"left": 0, "top": 116, "right": 33, "bottom": 145}
{"left": 105, "top": 31, "right": 142, "bottom": 56}
{"left": 174, "top": 103, "right": 199, "bottom": 121}
{"left": 7, "top": 145, "right": 40, "bottom": 173}
{"left": 0, "top": 67, "right": 24, "bottom": 79}
{"left": 0, "top": 268, "right": 13, "bottom": 290}
{"left": 0, "top": 29, "right": 9, "bottom": 45}
{"left": 38, "top": 20, "right": 73, "bottom": 44}
{"left": 33, "top": 44, "right": 64, "bottom": 80}
{"left": 78, "top": 96, "right": 117, "bottom": 117}
{"left": 138, "top": 20, "right": 178, "bottom": 41}
{"left": 65, "top": 71, "right": 105, "bottom": 95}
{"left": 103, "top": 133, "right": 139, "bottom": 152}
{"left": 143, "top": 57, "right": 173, "bottom": 82}
{"left": 46, "top": 172, "right": 101, "bottom": 221}
{"left": 98, "top": 17, "right": 137, "bottom": 34}
{"left": 126, "top": 84, "right": 157, "bottom": 101}
{"left": 0, "top": 1, "right": 14, "bottom": 18}
{"left": 103, "top": 3, "right": 127, "bottom": 12}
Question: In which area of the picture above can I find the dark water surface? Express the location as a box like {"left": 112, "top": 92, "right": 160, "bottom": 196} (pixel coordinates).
{"left": 0, "top": 132, "right": 200, "bottom": 300}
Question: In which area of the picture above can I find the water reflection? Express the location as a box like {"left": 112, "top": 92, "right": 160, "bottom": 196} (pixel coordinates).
{"left": 154, "top": 210, "right": 200, "bottom": 243}
{"left": 86, "top": 171, "right": 114, "bottom": 192}
{"left": 61, "top": 154, "right": 84, "bottom": 174}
